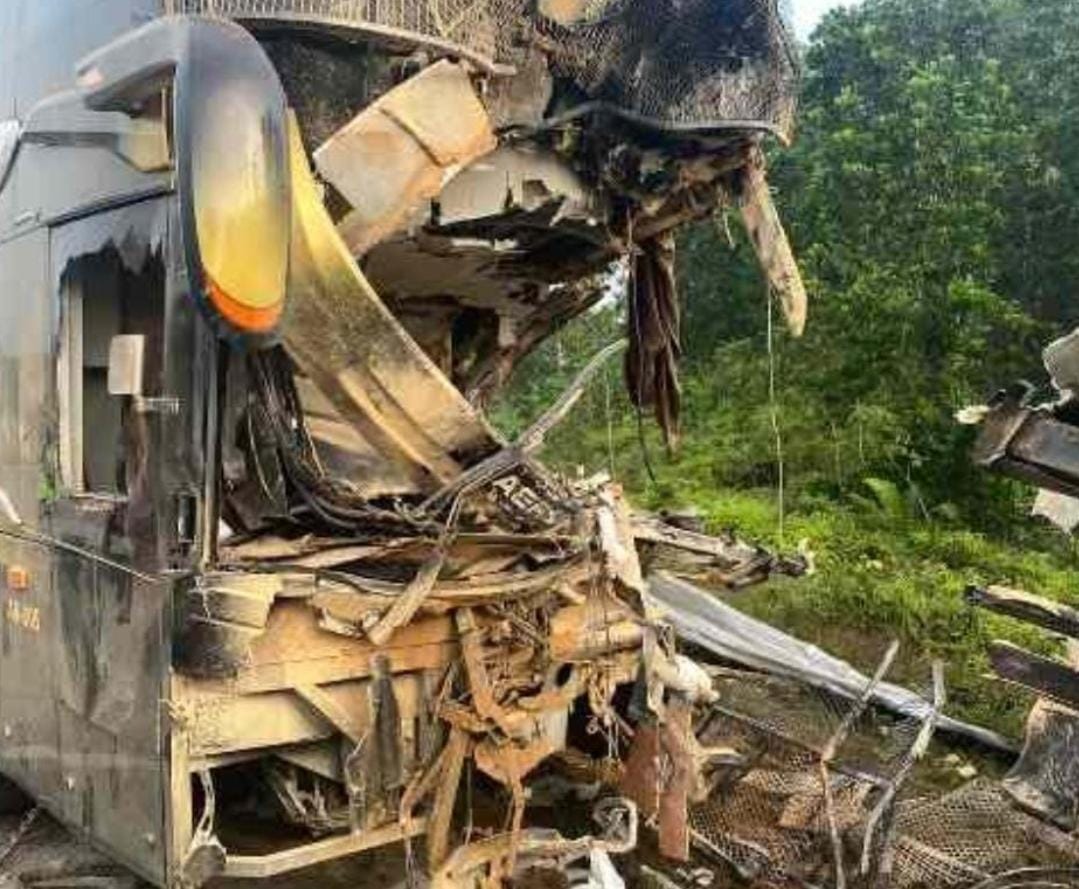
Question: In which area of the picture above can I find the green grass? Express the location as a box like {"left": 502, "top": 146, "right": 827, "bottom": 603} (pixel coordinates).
{"left": 515, "top": 405, "right": 1077, "bottom": 739}
{"left": 646, "top": 484, "right": 1079, "bottom": 739}
{"left": 489, "top": 330, "right": 1079, "bottom": 741}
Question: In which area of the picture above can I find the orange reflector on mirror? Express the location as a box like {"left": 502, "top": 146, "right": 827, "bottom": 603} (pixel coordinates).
{"left": 206, "top": 272, "right": 283, "bottom": 334}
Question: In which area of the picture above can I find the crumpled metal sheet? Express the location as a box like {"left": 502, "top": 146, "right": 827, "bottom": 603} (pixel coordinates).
{"left": 50, "top": 197, "right": 168, "bottom": 288}
{"left": 314, "top": 60, "right": 496, "bottom": 258}
{"left": 284, "top": 113, "right": 499, "bottom": 493}
{"left": 1004, "top": 698, "right": 1079, "bottom": 830}
{"left": 1033, "top": 488, "right": 1079, "bottom": 532}
{"left": 647, "top": 572, "right": 1015, "bottom": 753}
{"left": 1044, "top": 326, "right": 1079, "bottom": 397}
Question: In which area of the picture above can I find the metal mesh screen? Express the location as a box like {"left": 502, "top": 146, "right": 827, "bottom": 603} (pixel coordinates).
{"left": 692, "top": 707, "right": 881, "bottom": 888}
{"left": 163, "top": 0, "right": 502, "bottom": 66}
{"left": 162, "top": 0, "right": 798, "bottom": 134}
{"left": 690, "top": 674, "right": 1079, "bottom": 889}
{"left": 533, "top": 0, "right": 799, "bottom": 133}
{"left": 889, "top": 782, "right": 1079, "bottom": 889}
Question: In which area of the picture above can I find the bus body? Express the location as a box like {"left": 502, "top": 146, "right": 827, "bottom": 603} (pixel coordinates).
{"left": 0, "top": 2, "right": 800, "bottom": 885}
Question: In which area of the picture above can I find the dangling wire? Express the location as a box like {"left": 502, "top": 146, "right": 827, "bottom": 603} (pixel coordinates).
{"left": 767, "top": 288, "right": 786, "bottom": 545}
{"left": 627, "top": 241, "right": 658, "bottom": 485}
{"left": 603, "top": 359, "right": 616, "bottom": 480}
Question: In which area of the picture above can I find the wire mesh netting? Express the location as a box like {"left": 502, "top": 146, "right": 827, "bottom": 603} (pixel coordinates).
{"left": 690, "top": 672, "right": 1079, "bottom": 889}
{"left": 692, "top": 701, "right": 884, "bottom": 888}
{"left": 163, "top": 0, "right": 504, "bottom": 64}
{"left": 533, "top": 0, "right": 799, "bottom": 133}
{"left": 889, "top": 781, "right": 1079, "bottom": 889}
{"left": 162, "top": 0, "right": 799, "bottom": 134}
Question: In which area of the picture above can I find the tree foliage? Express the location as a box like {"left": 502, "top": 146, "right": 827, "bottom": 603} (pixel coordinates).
{"left": 497, "top": 0, "right": 1079, "bottom": 530}
{"left": 491, "top": 0, "right": 1079, "bottom": 732}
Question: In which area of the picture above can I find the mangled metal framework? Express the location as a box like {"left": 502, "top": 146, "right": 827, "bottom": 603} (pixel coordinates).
{"left": 167, "top": 6, "right": 1079, "bottom": 883}
{"left": 648, "top": 576, "right": 1079, "bottom": 889}
{"left": 0, "top": 0, "right": 811, "bottom": 884}
{"left": 159, "top": 1, "right": 808, "bottom": 881}
{"left": 968, "top": 330, "right": 1079, "bottom": 854}
{"left": 659, "top": 328, "right": 1079, "bottom": 889}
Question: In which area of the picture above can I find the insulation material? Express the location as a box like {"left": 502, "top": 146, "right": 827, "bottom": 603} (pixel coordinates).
{"left": 626, "top": 233, "right": 682, "bottom": 450}
{"left": 313, "top": 60, "right": 496, "bottom": 257}
{"left": 165, "top": 0, "right": 799, "bottom": 135}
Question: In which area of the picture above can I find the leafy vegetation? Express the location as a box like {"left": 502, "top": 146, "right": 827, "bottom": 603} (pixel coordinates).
{"left": 491, "top": 0, "right": 1079, "bottom": 738}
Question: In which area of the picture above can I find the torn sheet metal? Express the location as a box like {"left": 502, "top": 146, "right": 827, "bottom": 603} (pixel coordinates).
{"left": 362, "top": 143, "right": 608, "bottom": 313}
{"left": 435, "top": 145, "right": 599, "bottom": 231}
{"left": 314, "top": 60, "right": 496, "bottom": 258}
{"left": 971, "top": 383, "right": 1079, "bottom": 500}
{"left": 284, "top": 114, "right": 499, "bottom": 492}
{"left": 968, "top": 345, "right": 1079, "bottom": 834}
{"left": 988, "top": 641, "right": 1079, "bottom": 712}
{"left": 648, "top": 572, "right": 1015, "bottom": 753}
{"left": 619, "top": 701, "right": 696, "bottom": 861}
{"left": 290, "top": 376, "right": 423, "bottom": 499}
{"left": 1003, "top": 699, "right": 1079, "bottom": 830}
{"left": 50, "top": 196, "right": 168, "bottom": 288}
{"left": 1033, "top": 488, "right": 1079, "bottom": 532}
{"left": 431, "top": 798, "right": 636, "bottom": 888}
{"left": 633, "top": 512, "right": 808, "bottom": 587}
{"left": 967, "top": 584, "right": 1079, "bottom": 640}
{"left": 1044, "top": 326, "right": 1079, "bottom": 396}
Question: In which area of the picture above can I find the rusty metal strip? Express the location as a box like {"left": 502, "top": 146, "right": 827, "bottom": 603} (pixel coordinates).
{"left": 455, "top": 607, "right": 518, "bottom": 736}
{"left": 224, "top": 819, "right": 427, "bottom": 879}
{"left": 367, "top": 550, "right": 447, "bottom": 646}
{"left": 988, "top": 641, "right": 1079, "bottom": 711}
{"left": 968, "top": 584, "right": 1079, "bottom": 640}
{"left": 427, "top": 727, "right": 470, "bottom": 872}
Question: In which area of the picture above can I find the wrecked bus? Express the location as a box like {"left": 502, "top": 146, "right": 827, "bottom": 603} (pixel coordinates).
{"left": 0, "top": 1, "right": 801, "bottom": 884}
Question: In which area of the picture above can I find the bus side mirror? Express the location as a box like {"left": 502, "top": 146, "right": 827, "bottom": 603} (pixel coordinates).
{"left": 107, "top": 335, "right": 146, "bottom": 397}
{"left": 77, "top": 19, "right": 290, "bottom": 340}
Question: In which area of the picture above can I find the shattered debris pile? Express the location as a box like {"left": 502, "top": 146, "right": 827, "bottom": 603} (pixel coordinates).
{"left": 639, "top": 575, "right": 1079, "bottom": 889}
{"left": 0, "top": 0, "right": 814, "bottom": 883}
{"left": 86, "top": 10, "right": 1079, "bottom": 886}
{"left": 139, "top": 4, "right": 823, "bottom": 880}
